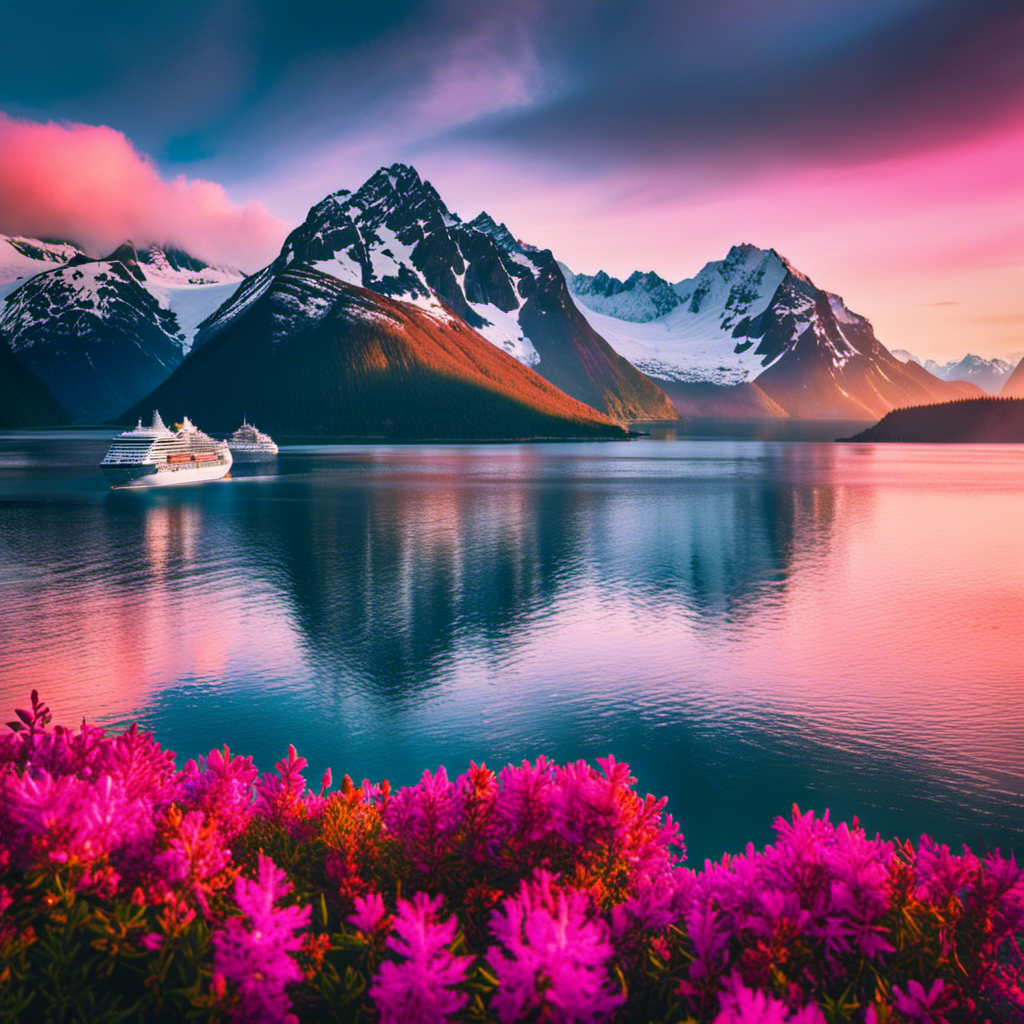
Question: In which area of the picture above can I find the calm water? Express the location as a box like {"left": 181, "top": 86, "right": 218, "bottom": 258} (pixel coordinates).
{"left": 1, "top": 429, "right": 1023, "bottom": 863}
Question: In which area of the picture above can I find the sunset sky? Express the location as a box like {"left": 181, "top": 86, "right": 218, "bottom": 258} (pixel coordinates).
{"left": 0, "top": 0, "right": 1020, "bottom": 362}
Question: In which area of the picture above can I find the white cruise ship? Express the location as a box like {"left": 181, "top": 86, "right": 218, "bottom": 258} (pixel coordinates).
{"left": 227, "top": 417, "right": 279, "bottom": 461}
{"left": 100, "top": 412, "right": 232, "bottom": 488}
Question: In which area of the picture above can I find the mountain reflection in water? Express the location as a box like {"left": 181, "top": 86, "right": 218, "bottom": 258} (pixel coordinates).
{"left": 0, "top": 432, "right": 1022, "bottom": 862}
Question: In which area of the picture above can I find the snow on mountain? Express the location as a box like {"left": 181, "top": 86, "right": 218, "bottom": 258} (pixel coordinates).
{"left": 137, "top": 244, "right": 241, "bottom": 285}
{"left": 892, "top": 349, "right": 1013, "bottom": 394}
{"left": 196, "top": 164, "right": 676, "bottom": 422}
{"left": 0, "top": 234, "right": 85, "bottom": 302}
{"left": 924, "top": 354, "right": 1014, "bottom": 394}
{"left": 568, "top": 245, "right": 791, "bottom": 385}
{"left": 567, "top": 244, "right": 980, "bottom": 419}
{"left": 135, "top": 245, "right": 244, "bottom": 356}
{"left": 0, "top": 240, "right": 244, "bottom": 419}
{"left": 891, "top": 348, "right": 920, "bottom": 364}
{"left": 562, "top": 267, "right": 682, "bottom": 323}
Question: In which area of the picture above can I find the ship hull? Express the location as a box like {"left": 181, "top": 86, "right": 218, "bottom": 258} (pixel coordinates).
{"left": 227, "top": 446, "right": 278, "bottom": 462}
{"left": 102, "top": 460, "right": 231, "bottom": 488}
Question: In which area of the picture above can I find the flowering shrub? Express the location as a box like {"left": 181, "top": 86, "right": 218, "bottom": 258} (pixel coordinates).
{"left": 1, "top": 691, "right": 1022, "bottom": 1023}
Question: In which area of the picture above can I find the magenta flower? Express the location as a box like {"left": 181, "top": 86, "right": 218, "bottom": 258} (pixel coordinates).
{"left": 715, "top": 976, "right": 826, "bottom": 1024}
{"left": 494, "top": 756, "right": 555, "bottom": 846}
{"left": 487, "top": 871, "right": 624, "bottom": 1024}
{"left": 368, "top": 892, "right": 469, "bottom": 1024}
{"left": 611, "top": 869, "right": 684, "bottom": 937}
{"left": 383, "top": 767, "right": 461, "bottom": 874}
{"left": 891, "top": 979, "right": 952, "bottom": 1023}
{"left": 212, "top": 854, "right": 311, "bottom": 1024}
{"left": 349, "top": 891, "right": 388, "bottom": 935}
{"left": 153, "top": 810, "right": 230, "bottom": 914}
{"left": 177, "top": 745, "right": 258, "bottom": 837}
{"left": 253, "top": 745, "right": 309, "bottom": 826}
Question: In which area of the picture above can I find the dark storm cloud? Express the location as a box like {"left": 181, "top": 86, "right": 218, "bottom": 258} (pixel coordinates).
{"left": 0, "top": 0, "right": 424, "bottom": 155}
{"left": 2, "top": 0, "right": 1020, "bottom": 180}
{"left": 447, "top": 0, "right": 1024, "bottom": 171}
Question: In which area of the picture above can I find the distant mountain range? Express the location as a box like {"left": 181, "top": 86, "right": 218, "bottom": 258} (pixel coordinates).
{"left": 0, "top": 165, "right": 1016, "bottom": 435}
{"left": 891, "top": 350, "right": 1015, "bottom": 394}
{"left": 564, "top": 246, "right": 982, "bottom": 419}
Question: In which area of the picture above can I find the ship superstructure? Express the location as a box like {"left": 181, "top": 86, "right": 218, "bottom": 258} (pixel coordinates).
{"left": 227, "top": 417, "right": 279, "bottom": 461}
{"left": 100, "top": 411, "right": 232, "bottom": 487}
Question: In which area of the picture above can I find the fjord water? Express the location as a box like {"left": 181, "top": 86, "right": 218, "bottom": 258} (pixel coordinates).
{"left": 1, "top": 430, "right": 1022, "bottom": 862}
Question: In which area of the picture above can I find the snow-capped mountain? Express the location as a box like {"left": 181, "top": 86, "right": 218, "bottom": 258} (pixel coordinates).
{"left": 0, "top": 234, "right": 85, "bottom": 302}
{"left": 127, "top": 263, "right": 627, "bottom": 440}
{"left": 198, "top": 164, "right": 675, "bottom": 421}
{"left": 892, "top": 352, "right": 1014, "bottom": 395}
{"left": 0, "top": 239, "right": 244, "bottom": 420}
{"left": 561, "top": 267, "right": 682, "bottom": 323}
{"left": 567, "top": 244, "right": 980, "bottom": 419}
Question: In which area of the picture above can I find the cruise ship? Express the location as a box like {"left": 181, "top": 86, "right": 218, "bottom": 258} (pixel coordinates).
{"left": 227, "top": 417, "right": 279, "bottom": 461}
{"left": 100, "top": 412, "right": 232, "bottom": 488}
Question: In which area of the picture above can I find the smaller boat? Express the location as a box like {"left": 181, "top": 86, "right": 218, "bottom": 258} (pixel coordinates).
{"left": 227, "top": 416, "right": 279, "bottom": 462}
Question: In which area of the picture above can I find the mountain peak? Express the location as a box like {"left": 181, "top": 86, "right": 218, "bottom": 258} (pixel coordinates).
{"left": 466, "top": 212, "right": 528, "bottom": 254}
{"left": 105, "top": 240, "right": 140, "bottom": 264}
{"left": 103, "top": 241, "right": 146, "bottom": 282}
{"left": 565, "top": 266, "right": 681, "bottom": 323}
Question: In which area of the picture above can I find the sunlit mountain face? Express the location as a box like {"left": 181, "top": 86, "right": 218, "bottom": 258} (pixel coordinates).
{"left": 192, "top": 163, "right": 676, "bottom": 422}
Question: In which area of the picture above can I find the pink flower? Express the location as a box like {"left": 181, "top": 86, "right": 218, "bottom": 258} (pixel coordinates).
{"left": 891, "top": 979, "right": 952, "bottom": 1023}
{"left": 153, "top": 810, "right": 230, "bottom": 914}
{"left": 177, "top": 745, "right": 258, "bottom": 837}
{"left": 252, "top": 745, "right": 309, "bottom": 826}
{"left": 384, "top": 767, "right": 461, "bottom": 874}
{"left": 487, "top": 871, "right": 624, "bottom": 1024}
{"left": 349, "top": 891, "right": 387, "bottom": 935}
{"left": 212, "top": 854, "right": 311, "bottom": 1024}
{"left": 715, "top": 976, "right": 826, "bottom": 1024}
{"left": 494, "top": 756, "right": 555, "bottom": 845}
{"left": 368, "top": 892, "right": 469, "bottom": 1024}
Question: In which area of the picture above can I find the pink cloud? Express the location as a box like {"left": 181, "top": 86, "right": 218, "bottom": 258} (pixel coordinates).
{"left": 0, "top": 112, "right": 289, "bottom": 271}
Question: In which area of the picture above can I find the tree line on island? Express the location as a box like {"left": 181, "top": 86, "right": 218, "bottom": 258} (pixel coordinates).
{"left": 840, "top": 397, "right": 1024, "bottom": 443}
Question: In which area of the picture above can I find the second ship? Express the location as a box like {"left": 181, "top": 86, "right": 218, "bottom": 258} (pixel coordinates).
{"left": 227, "top": 417, "right": 279, "bottom": 462}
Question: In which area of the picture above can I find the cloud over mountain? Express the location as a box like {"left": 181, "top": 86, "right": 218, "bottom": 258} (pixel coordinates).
{"left": 0, "top": 113, "right": 288, "bottom": 271}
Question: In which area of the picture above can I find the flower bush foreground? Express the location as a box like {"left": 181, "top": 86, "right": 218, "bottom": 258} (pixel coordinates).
{"left": 1, "top": 692, "right": 1022, "bottom": 1024}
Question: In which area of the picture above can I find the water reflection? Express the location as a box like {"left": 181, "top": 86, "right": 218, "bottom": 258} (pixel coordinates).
{"left": 0, "top": 434, "right": 1022, "bottom": 861}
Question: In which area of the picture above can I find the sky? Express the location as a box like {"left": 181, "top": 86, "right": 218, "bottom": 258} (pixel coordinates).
{"left": 0, "top": 0, "right": 1020, "bottom": 362}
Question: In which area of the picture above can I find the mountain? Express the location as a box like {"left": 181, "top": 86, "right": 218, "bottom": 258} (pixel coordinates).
{"left": 0, "top": 234, "right": 84, "bottom": 302}
{"left": 0, "top": 239, "right": 243, "bottom": 421}
{"left": 0, "top": 337, "right": 70, "bottom": 428}
{"left": 1001, "top": 357, "right": 1024, "bottom": 398}
{"left": 562, "top": 267, "right": 682, "bottom": 322}
{"left": 841, "top": 397, "right": 1024, "bottom": 442}
{"left": 927, "top": 355, "right": 1013, "bottom": 394}
{"left": 893, "top": 349, "right": 1014, "bottom": 394}
{"left": 197, "top": 164, "right": 675, "bottom": 422}
{"left": 124, "top": 264, "right": 628, "bottom": 440}
{"left": 567, "top": 244, "right": 980, "bottom": 419}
